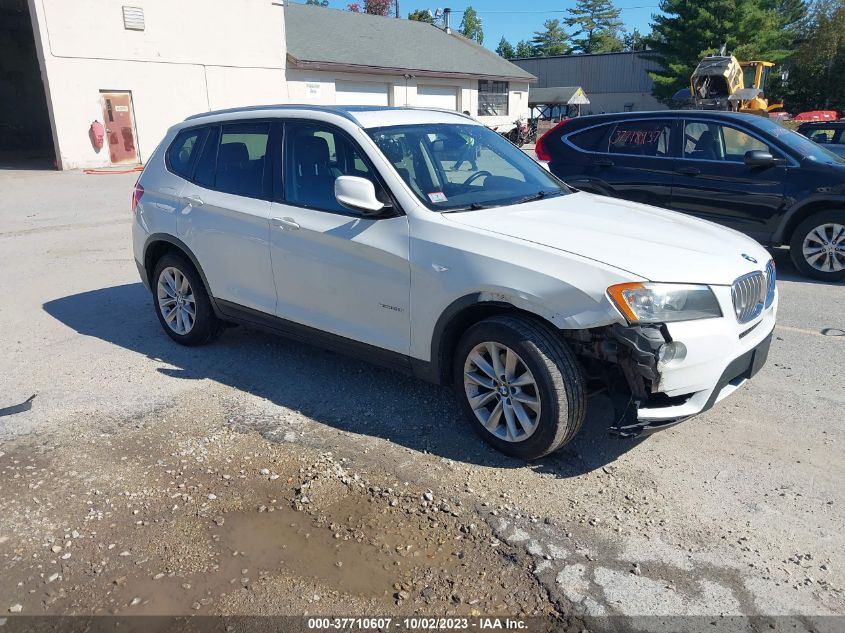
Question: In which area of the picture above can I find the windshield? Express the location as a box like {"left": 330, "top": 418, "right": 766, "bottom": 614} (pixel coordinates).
{"left": 368, "top": 123, "right": 568, "bottom": 211}
{"left": 754, "top": 118, "right": 845, "bottom": 164}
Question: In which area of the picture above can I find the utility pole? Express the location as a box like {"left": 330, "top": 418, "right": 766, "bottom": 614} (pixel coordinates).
{"left": 395, "top": 0, "right": 400, "bottom": 18}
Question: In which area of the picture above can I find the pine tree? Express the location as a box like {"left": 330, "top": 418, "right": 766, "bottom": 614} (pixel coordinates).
{"left": 531, "top": 19, "right": 571, "bottom": 57}
{"left": 515, "top": 40, "right": 534, "bottom": 58}
{"left": 460, "top": 6, "right": 484, "bottom": 44}
{"left": 566, "top": 0, "right": 624, "bottom": 53}
{"left": 646, "top": 0, "right": 803, "bottom": 100}
{"left": 496, "top": 36, "right": 516, "bottom": 59}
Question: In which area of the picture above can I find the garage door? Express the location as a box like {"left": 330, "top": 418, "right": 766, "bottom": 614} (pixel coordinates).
{"left": 335, "top": 81, "right": 389, "bottom": 106}
{"left": 417, "top": 85, "right": 459, "bottom": 110}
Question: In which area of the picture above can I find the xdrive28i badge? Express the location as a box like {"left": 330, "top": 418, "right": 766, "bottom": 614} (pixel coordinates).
{"left": 742, "top": 254, "right": 758, "bottom": 263}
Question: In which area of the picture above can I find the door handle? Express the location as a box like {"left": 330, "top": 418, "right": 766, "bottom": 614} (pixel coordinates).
{"left": 592, "top": 159, "right": 614, "bottom": 167}
{"left": 183, "top": 195, "right": 204, "bottom": 207}
{"left": 676, "top": 167, "right": 701, "bottom": 176}
{"left": 272, "top": 217, "right": 300, "bottom": 231}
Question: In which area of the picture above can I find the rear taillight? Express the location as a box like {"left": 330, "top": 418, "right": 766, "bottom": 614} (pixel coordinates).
{"left": 535, "top": 118, "right": 571, "bottom": 162}
{"left": 131, "top": 181, "right": 144, "bottom": 214}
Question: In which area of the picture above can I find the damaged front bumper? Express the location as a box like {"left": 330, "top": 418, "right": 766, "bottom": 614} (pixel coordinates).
{"left": 567, "top": 292, "right": 777, "bottom": 438}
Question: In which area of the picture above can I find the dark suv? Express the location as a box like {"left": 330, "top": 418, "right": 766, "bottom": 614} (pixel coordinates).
{"left": 536, "top": 111, "right": 845, "bottom": 281}
{"left": 797, "top": 121, "right": 845, "bottom": 158}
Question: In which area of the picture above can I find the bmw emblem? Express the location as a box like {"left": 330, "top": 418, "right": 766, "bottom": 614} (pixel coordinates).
{"left": 741, "top": 253, "right": 758, "bottom": 263}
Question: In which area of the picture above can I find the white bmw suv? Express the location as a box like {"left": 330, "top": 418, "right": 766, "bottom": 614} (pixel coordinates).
{"left": 132, "top": 105, "right": 777, "bottom": 460}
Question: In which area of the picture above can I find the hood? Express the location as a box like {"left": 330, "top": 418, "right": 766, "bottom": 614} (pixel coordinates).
{"left": 443, "top": 192, "right": 770, "bottom": 285}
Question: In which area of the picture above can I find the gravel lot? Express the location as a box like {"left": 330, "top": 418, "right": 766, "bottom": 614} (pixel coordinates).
{"left": 0, "top": 168, "right": 843, "bottom": 629}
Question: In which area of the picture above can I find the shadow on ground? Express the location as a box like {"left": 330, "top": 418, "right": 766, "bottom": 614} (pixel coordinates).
{"left": 44, "top": 283, "right": 646, "bottom": 477}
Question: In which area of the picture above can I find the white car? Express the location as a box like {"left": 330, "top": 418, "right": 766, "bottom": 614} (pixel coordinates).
{"left": 132, "top": 106, "right": 777, "bottom": 460}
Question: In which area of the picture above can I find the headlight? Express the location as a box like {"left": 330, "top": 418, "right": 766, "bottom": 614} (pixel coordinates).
{"left": 607, "top": 282, "right": 722, "bottom": 323}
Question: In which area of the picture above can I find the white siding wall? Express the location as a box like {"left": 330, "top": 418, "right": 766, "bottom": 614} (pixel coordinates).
{"left": 28, "top": 0, "right": 287, "bottom": 169}
{"left": 288, "top": 70, "right": 530, "bottom": 128}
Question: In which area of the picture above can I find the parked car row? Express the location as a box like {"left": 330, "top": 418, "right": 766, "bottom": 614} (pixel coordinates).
{"left": 536, "top": 110, "right": 845, "bottom": 281}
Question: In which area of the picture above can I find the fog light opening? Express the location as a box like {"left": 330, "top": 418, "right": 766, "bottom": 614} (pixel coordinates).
{"left": 657, "top": 341, "right": 687, "bottom": 367}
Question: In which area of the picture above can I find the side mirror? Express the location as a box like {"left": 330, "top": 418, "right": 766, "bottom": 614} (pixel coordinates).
{"left": 744, "top": 150, "right": 776, "bottom": 167}
{"left": 334, "top": 176, "right": 385, "bottom": 215}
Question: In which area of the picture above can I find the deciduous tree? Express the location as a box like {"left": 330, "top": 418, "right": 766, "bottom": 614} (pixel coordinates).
{"left": 347, "top": 0, "right": 392, "bottom": 16}
{"left": 408, "top": 8, "right": 433, "bottom": 22}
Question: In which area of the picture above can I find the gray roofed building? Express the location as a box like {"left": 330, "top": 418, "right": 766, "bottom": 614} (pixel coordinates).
{"left": 512, "top": 51, "right": 666, "bottom": 114}
{"left": 282, "top": 3, "right": 534, "bottom": 129}
{"left": 284, "top": 3, "right": 534, "bottom": 82}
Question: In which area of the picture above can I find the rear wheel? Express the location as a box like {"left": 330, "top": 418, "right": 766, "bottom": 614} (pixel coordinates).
{"left": 789, "top": 210, "right": 845, "bottom": 281}
{"left": 454, "top": 315, "right": 586, "bottom": 460}
{"left": 152, "top": 252, "right": 220, "bottom": 345}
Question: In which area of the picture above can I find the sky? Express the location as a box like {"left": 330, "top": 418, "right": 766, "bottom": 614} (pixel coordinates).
{"left": 299, "top": 1, "right": 662, "bottom": 50}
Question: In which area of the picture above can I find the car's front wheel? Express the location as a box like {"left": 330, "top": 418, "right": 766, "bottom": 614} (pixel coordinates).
{"left": 789, "top": 210, "right": 845, "bottom": 281}
{"left": 152, "top": 252, "right": 220, "bottom": 345}
{"left": 454, "top": 315, "right": 586, "bottom": 460}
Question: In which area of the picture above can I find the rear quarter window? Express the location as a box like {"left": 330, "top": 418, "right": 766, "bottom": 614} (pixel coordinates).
{"left": 609, "top": 120, "right": 672, "bottom": 157}
{"left": 568, "top": 125, "right": 612, "bottom": 152}
{"left": 167, "top": 128, "right": 207, "bottom": 178}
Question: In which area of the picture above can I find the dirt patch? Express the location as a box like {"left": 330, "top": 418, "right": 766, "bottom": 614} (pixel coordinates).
{"left": 0, "top": 392, "right": 570, "bottom": 621}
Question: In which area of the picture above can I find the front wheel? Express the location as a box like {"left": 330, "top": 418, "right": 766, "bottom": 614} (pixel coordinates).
{"left": 789, "top": 210, "right": 845, "bottom": 281}
{"left": 454, "top": 315, "right": 586, "bottom": 460}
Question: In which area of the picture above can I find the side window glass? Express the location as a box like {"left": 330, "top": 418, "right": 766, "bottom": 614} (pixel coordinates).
{"left": 569, "top": 125, "right": 611, "bottom": 152}
{"left": 683, "top": 122, "right": 721, "bottom": 160}
{"left": 685, "top": 122, "right": 773, "bottom": 162}
{"left": 808, "top": 129, "right": 834, "bottom": 144}
{"left": 721, "top": 126, "right": 770, "bottom": 161}
{"left": 609, "top": 120, "right": 671, "bottom": 157}
{"left": 285, "top": 123, "right": 378, "bottom": 214}
{"left": 194, "top": 126, "right": 219, "bottom": 188}
{"left": 168, "top": 128, "right": 206, "bottom": 178}
{"left": 216, "top": 123, "right": 270, "bottom": 198}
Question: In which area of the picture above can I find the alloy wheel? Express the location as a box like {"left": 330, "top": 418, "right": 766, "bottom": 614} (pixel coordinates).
{"left": 463, "top": 342, "right": 541, "bottom": 443}
{"left": 802, "top": 222, "right": 845, "bottom": 273}
{"left": 157, "top": 266, "right": 196, "bottom": 335}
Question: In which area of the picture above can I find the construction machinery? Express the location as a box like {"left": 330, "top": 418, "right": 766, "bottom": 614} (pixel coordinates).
{"left": 689, "top": 54, "right": 783, "bottom": 115}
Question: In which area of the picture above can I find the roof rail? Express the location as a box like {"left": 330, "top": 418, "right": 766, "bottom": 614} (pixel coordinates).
{"left": 184, "top": 104, "right": 362, "bottom": 124}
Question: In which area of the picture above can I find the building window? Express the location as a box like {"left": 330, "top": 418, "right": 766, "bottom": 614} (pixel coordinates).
{"left": 478, "top": 80, "right": 509, "bottom": 117}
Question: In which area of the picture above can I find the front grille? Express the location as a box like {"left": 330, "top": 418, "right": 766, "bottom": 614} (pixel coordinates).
{"left": 764, "top": 259, "right": 776, "bottom": 307}
{"left": 731, "top": 271, "right": 766, "bottom": 324}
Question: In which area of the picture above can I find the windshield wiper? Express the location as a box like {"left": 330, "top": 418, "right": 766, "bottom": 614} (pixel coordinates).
{"left": 507, "top": 190, "right": 561, "bottom": 206}
{"left": 441, "top": 202, "right": 488, "bottom": 213}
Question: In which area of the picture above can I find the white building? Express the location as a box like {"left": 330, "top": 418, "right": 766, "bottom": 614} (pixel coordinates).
{"left": 3, "top": 0, "right": 534, "bottom": 170}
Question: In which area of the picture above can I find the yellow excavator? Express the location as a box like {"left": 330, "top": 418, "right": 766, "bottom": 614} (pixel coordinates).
{"left": 688, "top": 54, "right": 784, "bottom": 114}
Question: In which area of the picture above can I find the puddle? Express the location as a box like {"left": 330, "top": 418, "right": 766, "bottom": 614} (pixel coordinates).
{"left": 119, "top": 503, "right": 408, "bottom": 615}
{"left": 219, "top": 509, "right": 400, "bottom": 597}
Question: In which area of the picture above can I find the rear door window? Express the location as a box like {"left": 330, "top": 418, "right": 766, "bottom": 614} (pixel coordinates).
{"left": 190, "top": 123, "right": 272, "bottom": 198}
{"left": 568, "top": 125, "right": 612, "bottom": 152}
{"left": 193, "top": 126, "right": 219, "bottom": 189}
{"left": 216, "top": 123, "right": 271, "bottom": 198}
{"left": 608, "top": 120, "right": 672, "bottom": 157}
{"left": 167, "top": 128, "right": 207, "bottom": 178}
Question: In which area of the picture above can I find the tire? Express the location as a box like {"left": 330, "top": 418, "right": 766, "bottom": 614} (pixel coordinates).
{"left": 152, "top": 252, "right": 220, "bottom": 345}
{"left": 453, "top": 315, "right": 586, "bottom": 460}
{"left": 789, "top": 210, "right": 845, "bottom": 281}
